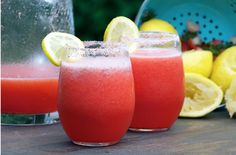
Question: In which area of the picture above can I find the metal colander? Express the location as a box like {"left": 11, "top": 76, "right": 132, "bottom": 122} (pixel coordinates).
{"left": 135, "top": 0, "right": 236, "bottom": 42}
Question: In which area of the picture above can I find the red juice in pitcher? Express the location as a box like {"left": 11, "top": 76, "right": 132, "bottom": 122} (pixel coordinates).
{"left": 1, "top": 64, "right": 59, "bottom": 125}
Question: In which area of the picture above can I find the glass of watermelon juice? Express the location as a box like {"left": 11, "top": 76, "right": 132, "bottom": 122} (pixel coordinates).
{"left": 127, "top": 32, "right": 185, "bottom": 132}
{"left": 57, "top": 42, "right": 135, "bottom": 146}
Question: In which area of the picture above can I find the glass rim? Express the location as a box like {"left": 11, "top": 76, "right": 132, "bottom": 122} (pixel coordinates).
{"left": 61, "top": 41, "right": 129, "bottom": 58}
{"left": 84, "top": 41, "right": 126, "bottom": 47}
{"left": 121, "top": 31, "right": 181, "bottom": 52}
{"left": 124, "top": 31, "right": 180, "bottom": 43}
{"left": 84, "top": 41, "right": 129, "bottom": 56}
{"left": 139, "top": 31, "right": 180, "bottom": 40}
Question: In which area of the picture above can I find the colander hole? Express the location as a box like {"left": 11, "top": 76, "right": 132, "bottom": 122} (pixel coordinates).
{"left": 209, "top": 19, "right": 213, "bottom": 23}
{"left": 234, "top": 10, "right": 236, "bottom": 14}
{"left": 179, "top": 22, "right": 183, "bottom": 26}
{"left": 203, "top": 15, "right": 206, "bottom": 19}
{"left": 204, "top": 37, "right": 207, "bottom": 41}
{"left": 187, "top": 12, "right": 191, "bottom": 16}
{"left": 195, "top": 13, "right": 199, "bottom": 16}
{"left": 199, "top": 31, "right": 202, "bottom": 34}
{"left": 215, "top": 25, "right": 219, "bottom": 29}
{"left": 183, "top": 30, "right": 186, "bottom": 33}
{"left": 203, "top": 24, "right": 206, "bottom": 28}
{"left": 230, "top": 4, "right": 234, "bottom": 7}
{"left": 173, "top": 17, "right": 176, "bottom": 21}
{"left": 209, "top": 30, "right": 212, "bottom": 34}
{"left": 180, "top": 14, "right": 184, "bottom": 17}
{"left": 219, "top": 32, "right": 222, "bottom": 36}
{"left": 213, "top": 38, "right": 216, "bottom": 41}
{"left": 196, "top": 21, "right": 199, "bottom": 24}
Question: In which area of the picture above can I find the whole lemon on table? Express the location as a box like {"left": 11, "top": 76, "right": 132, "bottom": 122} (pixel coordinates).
{"left": 182, "top": 50, "right": 213, "bottom": 77}
{"left": 140, "top": 19, "right": 178, "bottom": 34}
{"left": 210, "top": 46, "right": 236, "bottom": 92}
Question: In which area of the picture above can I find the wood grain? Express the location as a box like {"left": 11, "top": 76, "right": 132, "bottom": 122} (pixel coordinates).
{"left": 2, "top": 110, "right": 236, "bottom": 155}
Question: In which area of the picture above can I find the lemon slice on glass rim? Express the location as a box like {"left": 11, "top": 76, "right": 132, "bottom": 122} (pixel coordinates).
{"left": 180, "top": 73, "right": 223, "bottom": 118}
{"left": 103, "top": 16, "right": 139, "bottom": 53}
{"left": 42, "top": 32, "right": 84, "bottom": 66}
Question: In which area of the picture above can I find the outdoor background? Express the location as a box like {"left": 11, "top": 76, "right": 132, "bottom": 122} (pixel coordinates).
{"left": 73, "top": 0, "right": 143, "bottom": 41}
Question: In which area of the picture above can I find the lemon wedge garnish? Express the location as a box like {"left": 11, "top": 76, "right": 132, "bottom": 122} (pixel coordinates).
{"left": 182, "top": 50, "right": 213, "bottom": 77}
{"left": 42, "top": 32, "right": 84, "bottom": 66}
{"left": 103, "top": 16, "right": 139, "bottom": 53}
{"left": 180, "top": 73, "right": 223, "bottom": 118}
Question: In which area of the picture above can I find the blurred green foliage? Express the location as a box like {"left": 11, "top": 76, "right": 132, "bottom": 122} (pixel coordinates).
{"left": 73, "top": 0, "right": 143, "bottom": 40}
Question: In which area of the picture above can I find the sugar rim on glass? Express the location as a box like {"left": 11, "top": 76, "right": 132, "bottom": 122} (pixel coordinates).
{"left": 69, "top": 41, "right": 130, "bottom": 57}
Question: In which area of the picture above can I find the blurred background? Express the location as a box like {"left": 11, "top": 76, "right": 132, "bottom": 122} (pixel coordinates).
{"left": 73, "top": 0, "right": 143, "bottom": 40}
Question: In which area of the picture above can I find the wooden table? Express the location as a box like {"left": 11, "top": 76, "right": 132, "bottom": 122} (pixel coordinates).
{"left": 2, "top": 110, "right": 236, "bottom": 155}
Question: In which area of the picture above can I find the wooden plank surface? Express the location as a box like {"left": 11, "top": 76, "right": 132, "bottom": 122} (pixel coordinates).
{"left": 2, "top": 110, "right": 236, "bottom": 155}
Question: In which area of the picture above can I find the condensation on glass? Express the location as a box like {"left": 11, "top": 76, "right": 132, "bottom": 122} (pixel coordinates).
{"left": 1, "top": 0, "right": 74, "bottom": 125}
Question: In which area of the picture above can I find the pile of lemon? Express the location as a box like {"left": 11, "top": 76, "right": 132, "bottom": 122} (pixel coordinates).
{"left": 181, "top": 48, "right": 236, "bottom": 118}
{"left": 141, "top": 18, "right": 236, "bottom": 118}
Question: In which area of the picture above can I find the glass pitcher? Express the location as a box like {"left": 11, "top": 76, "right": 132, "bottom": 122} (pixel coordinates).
{"left": 1, "top": 0, "right": 74, "bottom": 125}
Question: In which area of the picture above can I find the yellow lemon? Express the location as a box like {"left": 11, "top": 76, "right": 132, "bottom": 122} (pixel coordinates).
{"left": 210, "top": 46, "right": 236, "bottom": 92}
{"left": 104, "top": 16, "right": 139, "bottom": 42}
{"left": 225, "top": 78, "right": 236, "bottom": 118}
{"left": 42, "top": 32, "right": 84, "bottom": 66}
{"left": 103, "top": 16, "right": 139, "bottom": 53}
{"left": 180, "top": 73, "right": 223, "bottom": 118}
{"left": 182, "top": 50, "right": 213, "bottom": 77}
{"left": 140, "top": 19, "right": 178, "bottom": 34}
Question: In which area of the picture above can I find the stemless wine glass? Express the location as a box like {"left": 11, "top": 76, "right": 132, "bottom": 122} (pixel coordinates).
{"left": 58, "top": 42, "right": 135, "bottom": 147}
{"left": 126, "top": 32, "right": 185, "bottom": 132}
